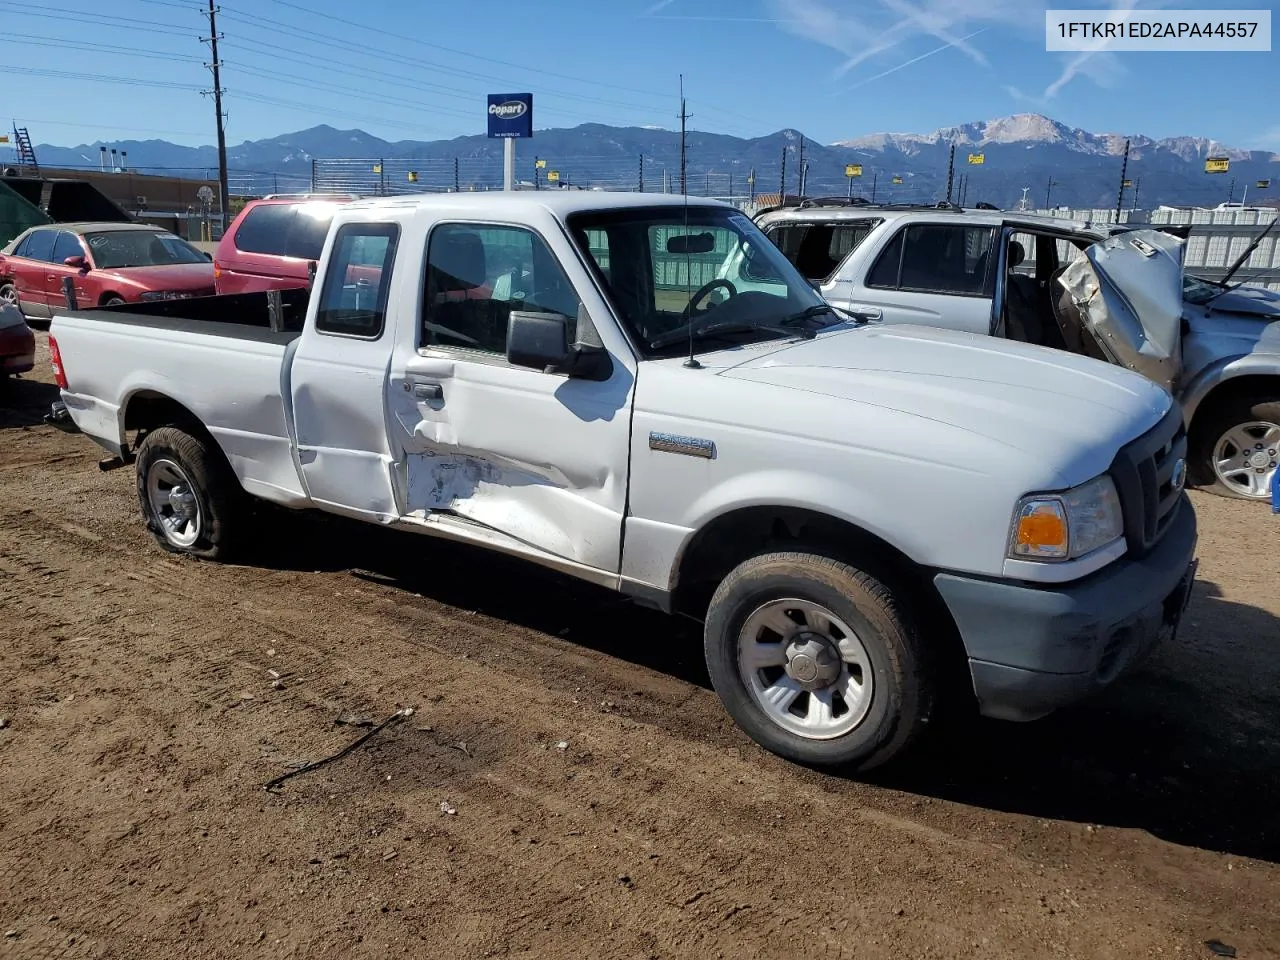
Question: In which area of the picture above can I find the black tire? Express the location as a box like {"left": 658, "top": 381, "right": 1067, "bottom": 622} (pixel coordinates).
{"left": 704, "top": 552, "right": 934, "bottom": 771}
{"left": 1190, "top": 395, "right": 1280, "bottom": 501}
{"left": 134, "top": 425, "right": 248, "bottom": 561}
{"left": 103, "top": 296, "right": 126, "bottom": 306}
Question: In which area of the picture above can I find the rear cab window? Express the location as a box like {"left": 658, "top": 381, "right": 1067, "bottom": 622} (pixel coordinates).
{"left": 866, "top": 222, "right": 995, "bottom": 296}
{"left": 314, "top": 222, "right": 400, "bottom": 339}
{"left": 764, "top": 219, "right": 880, "bottom": 281}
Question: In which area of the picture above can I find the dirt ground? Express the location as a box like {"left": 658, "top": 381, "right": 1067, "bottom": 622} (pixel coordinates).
{"left": 2, "top": 334, "right": 1279, "bottom": 960}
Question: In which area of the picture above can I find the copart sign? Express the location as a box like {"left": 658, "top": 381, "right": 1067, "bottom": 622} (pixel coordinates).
{"left": 487, "top": 93, "right": 534, "bottom": 139}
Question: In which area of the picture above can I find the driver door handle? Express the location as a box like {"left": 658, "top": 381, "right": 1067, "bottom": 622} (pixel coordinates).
{"left": 413, "top": 382, "right": 443, "bottom": 401}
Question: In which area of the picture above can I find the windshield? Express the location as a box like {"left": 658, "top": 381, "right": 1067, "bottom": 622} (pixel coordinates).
{"left": 567, "top": 205, "right": 829, "bottom": 357}
{"left": 85, "top": 231, "right": 208, "bottom": 269}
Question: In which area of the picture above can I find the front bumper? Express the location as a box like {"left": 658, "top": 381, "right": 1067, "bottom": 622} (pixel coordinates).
{"left": 934, "top": 497, "right": 1198, "bottom": 722}
{"left": 0, "top": 325, "right": 35, "bottom": 374}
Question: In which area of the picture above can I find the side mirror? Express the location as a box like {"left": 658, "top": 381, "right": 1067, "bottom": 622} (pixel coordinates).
{"left": 64, "top": 255, "right": 88, "bottom": 270}
{"left": 506, "top": 310, "right": 611, "bottom": 380}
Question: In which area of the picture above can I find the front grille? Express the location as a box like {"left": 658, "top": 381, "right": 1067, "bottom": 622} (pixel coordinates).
{"left": 1109, "top": 403, "right": 1186, "bottom": 557}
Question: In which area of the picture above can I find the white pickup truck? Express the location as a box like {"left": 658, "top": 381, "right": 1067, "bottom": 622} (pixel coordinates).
{"left": 48, "top": 192, "right": 1198, "bottom": 770}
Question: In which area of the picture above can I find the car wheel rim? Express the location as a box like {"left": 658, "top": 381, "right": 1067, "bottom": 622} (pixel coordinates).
{"left": 1212, "top": 420, "right": 1280, "bottom": 499}
{"left": 146, "top": 458, "right": 202, "bottom": 548}
{"left": 736, "top": 598, "right": 874, "bottom": 741}
{"left": 0, "top": 286, "right": 15, "bottom": 305}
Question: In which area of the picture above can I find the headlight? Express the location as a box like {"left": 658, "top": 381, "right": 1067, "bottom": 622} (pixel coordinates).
{"left": 1008, "top": 474, "right": 1124, "bottom": 562}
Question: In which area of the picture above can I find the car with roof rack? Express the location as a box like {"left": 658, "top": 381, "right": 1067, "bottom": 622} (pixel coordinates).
{"left": 734, "top": 199, "right": 1280, "bottom": 501}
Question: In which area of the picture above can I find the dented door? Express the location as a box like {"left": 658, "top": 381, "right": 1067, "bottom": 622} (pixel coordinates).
{"left": 1056, "top": 229, "right": 1185, "bottom": 391}
{"left": 386, "top": 220, "right": 635, "bottom": 574}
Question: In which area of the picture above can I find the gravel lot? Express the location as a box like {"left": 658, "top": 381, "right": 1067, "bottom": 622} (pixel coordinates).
{"left": 2, "top": 334, "right": 1278, "bottom": 959}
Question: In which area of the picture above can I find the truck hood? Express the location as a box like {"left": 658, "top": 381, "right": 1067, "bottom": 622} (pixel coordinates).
{"left": 1056, "top": 229, "right": 1186, "bottom": 392}
{"left": 99, "top": 262, "right": 216, "bottom": 291}
{"left": 718, "top": 324, "right": 1170, "bottom": 482}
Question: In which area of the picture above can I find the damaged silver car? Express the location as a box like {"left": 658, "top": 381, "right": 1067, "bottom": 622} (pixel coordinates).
{"left": 744, "top": 202, "right": 1280, "bottom": 500}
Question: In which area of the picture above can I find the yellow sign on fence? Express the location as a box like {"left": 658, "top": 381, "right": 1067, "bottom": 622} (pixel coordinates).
{"left": 845, "top": 164, "right": 862, "bottom": 178}
{"left": 0, "top": 135, "right": 9, "bottom": 144}
{"left": 407, "top": 171, "right": 418, "bottom": 183}
{"left": 891, "top": 175, "right": 903, "bottom": 184}
{"left": 372, "top": 163, "right": 383, "bottom": 174}
{"left": 967, "top": 153, "right": 985, "bottom": 165}
{"left": 1205, "top": 157, "right": 1230, "bottom": 173}
{"left": 1257, "top": 179, "right": 1272, "bottom": 189}
{"left": 1122, "top": 179, "right": 1133, "bottom": 188}
{"left": 547, "top": 170, "right": 560, "bottom": 182}
{"left": 535, "top": 159, "right": 547, "bottom": 169}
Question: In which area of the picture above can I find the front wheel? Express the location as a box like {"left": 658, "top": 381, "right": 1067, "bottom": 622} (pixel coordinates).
{"left": 704, "top": 552, "right": 934, "bottom": 770}
{"left": 135, "top": 426, "right": 247, "bottom": 560}
{"left": 1192, "top": 396, "right": 1280, "bottom": 501}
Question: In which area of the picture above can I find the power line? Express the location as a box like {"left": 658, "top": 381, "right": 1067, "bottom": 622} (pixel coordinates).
{"left": 257, "top": 0, "right": 672, "bottom": 100}
{"left": 0, "top": 64, "right": 203, "bottom": 90}
{"left": 0, "top": 33, "right": 204, "bottom": 63}
{"left": 0, "top": 2, "right": 194, "bottom": 37}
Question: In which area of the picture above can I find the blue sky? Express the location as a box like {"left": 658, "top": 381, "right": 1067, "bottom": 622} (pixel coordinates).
{"left": 1, "top": 0, "right": 1277, "bottom": 152}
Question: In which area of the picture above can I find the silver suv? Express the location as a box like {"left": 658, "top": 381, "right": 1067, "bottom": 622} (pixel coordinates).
{"left": 731, "top": 200, "right": 1280, "bottom": 501}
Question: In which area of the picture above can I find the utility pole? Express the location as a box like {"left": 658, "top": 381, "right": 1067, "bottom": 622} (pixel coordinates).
{"left": 796, "top": 135, "right": 805, "bottom": 198}
{"left": 870, "top": 170, "right": 878, "bottom": 203}
{"left": 748, "top": 167, "right": 756, "bottom": 206}
{"left": 638, "top": 154, "right": 644, "bottom": 192}
{"left": 678, "top": 74, "right": 689, "bottom": 195}
{"left": 1132, "top": 177, "right": 1142, "bottom": 210}
{"left": 454, "top": 157, "right": 460, "bottom": 193}
{"left": 201, "top": 0, "right": 230, "bottom": 231}
{"left": 945, "top": 143, "right": 956, "bottom": 203}
{"left": 1115, "top": 138, "right": 1130, "bottom": 222}
{"left": 779, "top": 145, "right": 787, "bottom": 202}
{"left": 1045, "top": 175, "right": 1056, "bottom": 209}
{"left": 728, "top": 171, "right": 733, "bottom": 202}
{"left": 1227, "top": 175, "right": 1237, "bottom": 204}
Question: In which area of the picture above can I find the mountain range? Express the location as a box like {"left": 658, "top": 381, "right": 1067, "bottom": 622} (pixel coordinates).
{"left": 19, "top": 113, "right": 1279, "bottom": 209}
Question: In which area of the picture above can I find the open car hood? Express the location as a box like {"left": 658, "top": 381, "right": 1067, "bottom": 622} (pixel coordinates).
{"left": 1056, "top": 229, "right": 1185, "bottom": 391}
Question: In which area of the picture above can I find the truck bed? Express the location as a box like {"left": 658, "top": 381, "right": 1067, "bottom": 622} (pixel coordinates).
{"left": 60, "top": 288, "right": 311, "bottom": 345}
{"left": 50, "top": 289, "right": 311, "bottom": 506}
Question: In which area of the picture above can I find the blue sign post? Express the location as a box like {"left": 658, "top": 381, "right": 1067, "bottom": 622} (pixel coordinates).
{"left": 488, "top": 93, "right": 532, "bottom": 191}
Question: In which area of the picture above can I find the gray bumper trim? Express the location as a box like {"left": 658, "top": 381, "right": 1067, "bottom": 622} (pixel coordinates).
{"left": 935, "top": 497, "right": 1197, "bottom": 722}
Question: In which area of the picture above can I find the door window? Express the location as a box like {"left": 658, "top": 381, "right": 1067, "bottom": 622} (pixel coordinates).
{"left": 20, "top": 229, "right": 56, "bottom": 263}
{"left": 314, "top": 222, "right": 399, "bottom": 338}
{"left": 421, "top": 224, "right": 579, "bottom": 355}
{"left": 52, "top": 232, "right": 86, "bottom": 264}
{"left": 764, "top": 220, "right": 879, "bottom": 281}
{"left": 866, "top": 223, "right": 995, "bottom": 296}
{"left": 233, "top": 204, "right": 296, "bottom": 255}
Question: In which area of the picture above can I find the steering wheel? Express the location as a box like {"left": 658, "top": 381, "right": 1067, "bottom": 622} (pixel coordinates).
{"left": 680, "top": 278, "right": 738, "bottom": 320}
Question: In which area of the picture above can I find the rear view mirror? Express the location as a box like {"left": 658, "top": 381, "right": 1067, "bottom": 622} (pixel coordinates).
{"left": 64, "top": 255, "right": 88, "bottom": 270}
{"left": 666, "top": 232, "right": 715, "bottom": 255}
{"left": 507, "top": 311, "right": 571, "bottom": 370}
{"left": 507, "top": 309, "right": 612, "bottom": 380}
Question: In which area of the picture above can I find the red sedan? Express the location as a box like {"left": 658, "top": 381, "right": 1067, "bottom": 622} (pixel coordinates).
{"left": 0, "top": 222, "right": 215, "bottom": 323}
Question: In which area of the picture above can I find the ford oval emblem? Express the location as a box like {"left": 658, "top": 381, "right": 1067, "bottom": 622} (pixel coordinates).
{"left": 1171, "top": 457, "right": 1187, "bottom": 492}
{"left": 489, "top": 100, "right": 528, "bottom": 119}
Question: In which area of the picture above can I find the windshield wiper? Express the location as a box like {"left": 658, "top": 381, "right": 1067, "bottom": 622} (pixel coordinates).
{"left": 649, "top": 319, "right": 816, "bottom": 350}
{"left": 779, "top": 303, "right": 861, "bottom": 327}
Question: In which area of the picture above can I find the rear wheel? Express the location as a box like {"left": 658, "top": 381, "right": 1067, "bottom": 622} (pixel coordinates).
{"left": 703, "top": 552, "right": 934, "bottom": 770}
{"left": 103, "top": 296, "right": 126, "bottom": 306}
{"left": 135, "top": 426, "right": 247, "bottom": 560}
{"left": 0, "top": 282, "right": 17, "bottom": 308}
{"left": 1193, "top": 396, "right": 1280, "bottom": 501}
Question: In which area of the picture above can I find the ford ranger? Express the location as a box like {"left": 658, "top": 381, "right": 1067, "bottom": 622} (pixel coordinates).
{"left": 47, "top": 193, "right": 1198, "bottom": 770}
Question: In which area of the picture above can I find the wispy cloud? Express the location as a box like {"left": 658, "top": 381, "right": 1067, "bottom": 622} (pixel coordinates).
{"left": 645, "top": 0, "right": 678, "bottom": 13}
{"left": 846, "top": 27, "right": 988, "bottom": 89}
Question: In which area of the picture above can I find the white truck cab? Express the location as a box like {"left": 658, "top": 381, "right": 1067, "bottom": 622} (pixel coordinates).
{"left": 48, "top": 193, "right": 1198, "bottom": 770}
